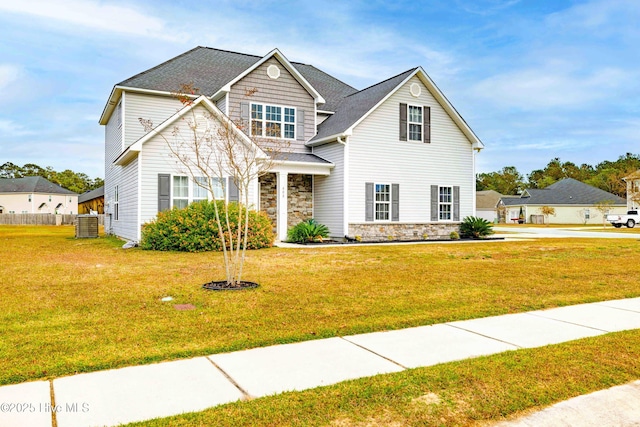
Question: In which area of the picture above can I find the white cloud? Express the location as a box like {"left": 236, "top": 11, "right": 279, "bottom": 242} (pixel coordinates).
{"left": 0, "top": 64, "right": 21, "bottom": 90}
{"left": 471, "top": 61, "right": 631, "bottom": 110}
{"left": 0, "top": 0, "right": 186, "bottom": 41}
{"left": 454, "top": 0, "right": 522, "bottom": 16}
{"left": 0, "top": 119, "right": 34, "bottom": 136}
{"left": 546, "top": 0, "right": 640, "bottom": 37}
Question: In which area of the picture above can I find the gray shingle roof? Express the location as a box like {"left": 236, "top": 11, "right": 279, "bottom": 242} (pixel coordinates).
{"left": 502, "top": 178, "right": 626, "bottom": 206}
{"left": 311, "top": 68, "right": 417, "bottom": 142}
{"left": 78, "top": 185, "right": 104, "bottom": 203}
{"left": 0, "top": 177, "right": 77, "bottom": 195}
{"left": 271, "top": 152, "right": 332, "bottom": 164}
{"left": 117, "top": 46, "right": 358, "bottom": 112}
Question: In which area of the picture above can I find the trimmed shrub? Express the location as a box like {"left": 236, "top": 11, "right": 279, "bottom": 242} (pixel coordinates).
{"left": 449, "top": 230, "right": 460, "bottom": 240}
{"left": 460, "top": 216, "right": 495, "bottom": 238}
{"left": 141, "top": 200, "right": 274, "bottom": 252}
{"left": 287, "top": 218, "right": 330, "bottom": 243}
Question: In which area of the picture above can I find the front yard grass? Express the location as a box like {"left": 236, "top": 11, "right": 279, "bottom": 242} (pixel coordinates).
{"left": 1, "top": 225, "right": 640, "bottom": 388}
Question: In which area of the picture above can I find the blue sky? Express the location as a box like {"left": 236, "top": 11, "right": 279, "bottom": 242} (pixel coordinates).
{"left": 0, "top": 0, "right": 638, "bottom": 180}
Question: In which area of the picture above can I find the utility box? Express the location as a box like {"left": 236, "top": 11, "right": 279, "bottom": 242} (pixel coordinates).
{"left": 76, "top": 215, "right": 99, "bottom": 238}
{"left": 530, "top": 214, "right": 544, "bottom": 225}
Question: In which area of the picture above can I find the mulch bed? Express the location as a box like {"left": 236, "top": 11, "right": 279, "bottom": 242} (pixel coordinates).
{"left": 202, "top": 280, "right": 260, "bottom": 291}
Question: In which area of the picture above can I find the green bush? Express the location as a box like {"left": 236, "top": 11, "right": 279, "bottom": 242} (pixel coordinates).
{"left": 449, "top": 230, "right": 460, "bottom": 240}
{"left": 287, "top": 219, "right": 330, "bottom": 243}
{"left": 460, "top": 216, "right": 495, "bottom": 238}
{"left": 141, "top": 200, "right": 274, "bottom": 252}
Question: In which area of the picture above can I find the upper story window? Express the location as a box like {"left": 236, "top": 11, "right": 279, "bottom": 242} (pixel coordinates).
{"left": 408, "top": 105, "right": 422, "bottom": 142}
{"left": 251, "top": 103, "right": 295, "bottom": 139}
{"left": 400, "top": 103, "right": 430, "bottom": 143}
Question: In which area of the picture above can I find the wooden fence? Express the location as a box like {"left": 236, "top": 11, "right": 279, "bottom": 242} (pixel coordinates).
{"left": 0, "top": 214, "right": 105, "bottom": 226}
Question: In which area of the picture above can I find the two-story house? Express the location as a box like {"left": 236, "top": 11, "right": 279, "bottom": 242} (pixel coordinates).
{"left": 624, "top": 170, "right": 640, "bottom": 210}
{"left": 99, "top": 47, "right": 483, "bottom": 242}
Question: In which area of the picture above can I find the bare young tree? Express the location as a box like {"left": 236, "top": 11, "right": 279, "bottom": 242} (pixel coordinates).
{"left": 140, "top": 84, "right": 289, "bottom": 287}
{"left": 539, "top": 205, "right": 555, "bottom": 226}
{"left": 593, "top": 199, "right": 614, "bottom": 229}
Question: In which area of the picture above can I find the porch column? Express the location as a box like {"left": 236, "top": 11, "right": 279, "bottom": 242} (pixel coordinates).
{"left": 276, "top": 171, "right": 288, "bottom": 241}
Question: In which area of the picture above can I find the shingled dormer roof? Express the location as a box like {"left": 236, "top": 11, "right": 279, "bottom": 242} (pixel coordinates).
{"left": 0, "top": 176, "right": 77, "bottom": 195}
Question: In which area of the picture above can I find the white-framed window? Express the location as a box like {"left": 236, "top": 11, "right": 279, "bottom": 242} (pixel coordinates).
{"left": 375, "top": 183, "right": 391, "bottom": 221}
{"left": 172, "top": 176, "right": 189, "bottom": 209}
{"left": 114, "top": 185, "right": 119, "bottom": 221}
{"left": 439, "top": 186, "right": 452, "bottom": 221}
{"left": 584, "top": 209, "right": 590, "bottom": 220}
{"left": 193, "top": 177, "right": 209, "bottom": 202}
{"left": 408, "top": 105, "right": 423, "bottom": 142}
{"left": 173, "top": 176, "right": 226, "bottom": 208}
{"left": 251, "top": 103, "right": 295, "bottom": 139}
{"left": 28, "top": 195, "right": 32, "bottom": 202}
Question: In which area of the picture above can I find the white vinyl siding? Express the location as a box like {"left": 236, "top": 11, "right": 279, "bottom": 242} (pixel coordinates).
{"left": 123, "top": 92, "right": 184, "bottom": 149}
{"left": 312, "top": 143, "right": 345, "bottom": 237}
{"left": 347, "top": 75, "right": 475, "bottom": 223}
{"left": 110, "top": 156, "right": 139, "bottom": 240}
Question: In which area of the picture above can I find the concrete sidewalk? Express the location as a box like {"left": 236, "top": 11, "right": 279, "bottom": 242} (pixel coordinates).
{"left": 2, "top": 298, "right": 640, "bottom": 427}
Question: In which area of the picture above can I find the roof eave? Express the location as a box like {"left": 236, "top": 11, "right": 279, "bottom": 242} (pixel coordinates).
{"left": 306, "top": 130, "right": 352, "bottom": 147}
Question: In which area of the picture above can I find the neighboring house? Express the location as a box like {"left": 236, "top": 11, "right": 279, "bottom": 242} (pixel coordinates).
{"left": 78, "top": 186, "right": 104, "bottom": 214}
{"left": 100, "top": 46, "right": 484, "bottom": 242}
{"left": 0, "top": 176, "right": 78, "bottom": 214}
{"left": 500, "top": 178, "right": 626, "bottom": 224}
{"left": 623, "top": 170, "right": 640, "bottom": 210}
{"left": 475, "top": 190, "right": 519, "bottom": 223}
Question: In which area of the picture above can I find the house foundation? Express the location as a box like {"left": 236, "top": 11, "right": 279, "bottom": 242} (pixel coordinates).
{"left": 348, "top": 223, "right": 460, "bottom": 241}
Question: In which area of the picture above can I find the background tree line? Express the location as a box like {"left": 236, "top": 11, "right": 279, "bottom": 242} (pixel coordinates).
{"left": 0, "top": 162, "right": 104, "bottom": 194}
{"left": 477, "top": 153, "right": 640, "bottom": 198}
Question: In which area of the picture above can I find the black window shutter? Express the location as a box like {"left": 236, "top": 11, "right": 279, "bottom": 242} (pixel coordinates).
{"left": 296, "top": 109, "right": 305, "bottom": 141}
{"left": 399, "top": 103, "right": 407, "bottom": 141}
{"left": 391, "top": 183, "right": 399, "bottom": 221}
{"left": 158, "top": 174, "right": 170, "bottom": 212}
{"left": 365, "top": 182, "right": 374, "bottom": 221}
{"left": 424, "top": 106, "right": 431, "bottom": 144}
{"left": 228, "top": 177, "right": 239, "bottom": 202}
{"left": 430, "top": 185, "right": 438, "bottom": 221}
{"left": 453, "top": 186, "right": 460, "bottom": 221}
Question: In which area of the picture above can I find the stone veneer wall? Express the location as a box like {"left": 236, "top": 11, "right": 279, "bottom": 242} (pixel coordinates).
{"left": 259, "top": 173, "right": 313, "bottom": 232}
{"left": 348, "top": 223, "right": 460, "bottom": 241}
{"left": 287, "top": 174, "right": 313, "bottom": 228}
{"left": 259, "top": 173, "right": 277, "bottom": 232}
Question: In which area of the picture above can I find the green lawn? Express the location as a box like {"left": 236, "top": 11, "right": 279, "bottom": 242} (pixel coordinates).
{"left": 1, "top": 225, "right": 639, "bottom": 393}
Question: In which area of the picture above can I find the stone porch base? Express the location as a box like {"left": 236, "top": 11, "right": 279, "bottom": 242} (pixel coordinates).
{"left": 347, "top": 223, "right": 461, "bottom": 242}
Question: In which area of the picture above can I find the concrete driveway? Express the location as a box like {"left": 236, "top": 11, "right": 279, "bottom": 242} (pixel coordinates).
{"left": 494, "top": 226, "right": 640, "bottom": 239}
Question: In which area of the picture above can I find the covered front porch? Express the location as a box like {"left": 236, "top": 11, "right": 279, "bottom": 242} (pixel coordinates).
{"left": 258, "top": 154, "right": 333, "bottom": 241}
